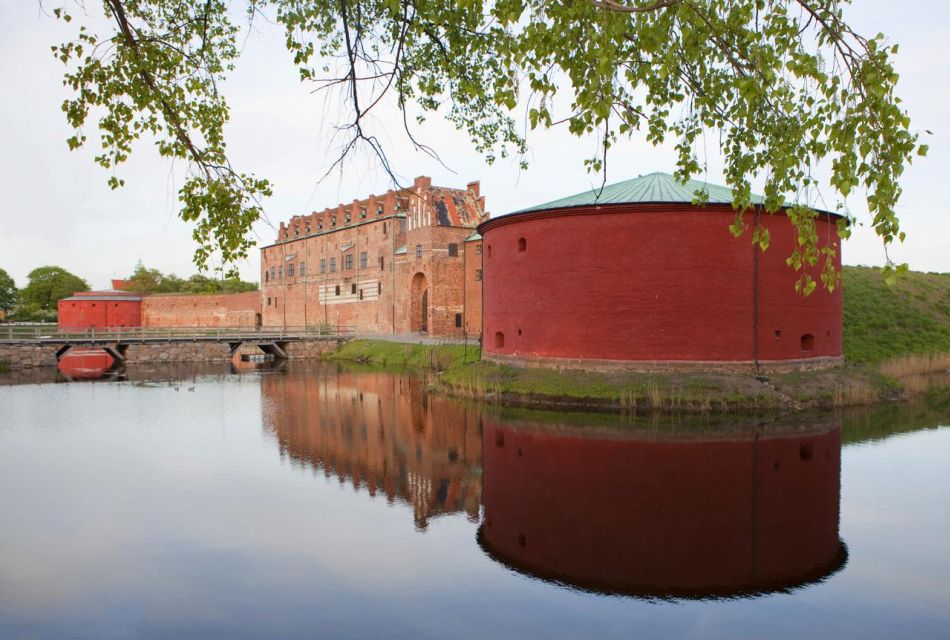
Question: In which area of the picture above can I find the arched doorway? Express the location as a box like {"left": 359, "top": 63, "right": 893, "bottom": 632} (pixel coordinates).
{"left": 411, "top": 272, "right": 428, "bottom": 333}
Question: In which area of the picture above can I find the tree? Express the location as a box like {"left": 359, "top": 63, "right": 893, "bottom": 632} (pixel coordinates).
{"left": 125, "top": 263, "right": 257, "bottom": 294}
{"left": 50, "top": 1, "right": 925, "bottom": 292}
{"left": 0, "top": 268, "right": 16, "bottom": 314}
{"left": 20, "top": 266, "right": 89, "bottom": 311}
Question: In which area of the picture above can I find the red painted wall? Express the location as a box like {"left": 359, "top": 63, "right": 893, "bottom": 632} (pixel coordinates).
{"left": 480, "top": 420, "right": 843, "bottom": 596}
{"left": 479, "top": 204, "right": 842, "bottom": 363}
{"left": 58, "top": 296, "right": 142, "bottom": 330}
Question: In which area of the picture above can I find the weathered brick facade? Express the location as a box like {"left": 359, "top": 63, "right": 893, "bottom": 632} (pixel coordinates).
{"left": 141, "top": 291, "right": 261, "bottom": 327}
{"left": 260, "top": 176, "right": 485, "bottom": 336}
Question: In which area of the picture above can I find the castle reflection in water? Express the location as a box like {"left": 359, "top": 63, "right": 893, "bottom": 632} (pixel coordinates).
{"left": 261, "top": 363, "right": 846, "bottom": 598}
{"left": 261, "top": 364, "right": 483, "bottom": 529}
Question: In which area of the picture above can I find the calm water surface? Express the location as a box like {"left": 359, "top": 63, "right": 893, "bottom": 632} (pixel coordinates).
{"left": 0, "top": 363, "right": 948, "bottom": 639}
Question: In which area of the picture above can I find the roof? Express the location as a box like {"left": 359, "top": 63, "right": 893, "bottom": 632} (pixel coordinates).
{"left": 464, "top": 232, "right": 482, "bottom": 242}
{"left": 513, "top": 172, "right": 820, "bottom": 214}
{"left": 61, "top": 295, "right": 142, "bottom": 302}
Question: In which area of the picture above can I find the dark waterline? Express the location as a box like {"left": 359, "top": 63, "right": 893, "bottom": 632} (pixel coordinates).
{"left": 0, "top": 362, "right": 948, "bottom": 639}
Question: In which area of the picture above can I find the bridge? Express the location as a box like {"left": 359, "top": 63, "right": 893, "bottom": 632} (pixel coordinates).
{"left": 0, "top": 325, "right": 355, "bottom": 365}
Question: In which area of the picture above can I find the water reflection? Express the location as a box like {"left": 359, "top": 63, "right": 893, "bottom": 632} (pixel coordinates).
{"left": 261, "top": 366, "right": 482, "bottom": 529}
{"left": 478, "top": 416, "right": 847, "bottom": 599}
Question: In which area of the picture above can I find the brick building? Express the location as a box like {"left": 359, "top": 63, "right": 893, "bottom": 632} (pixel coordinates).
{"left": 260, "top": 176, "right": 485, "bottom": 336}
{"left": 478, "top": 172, "right": 844, "bottom": 370}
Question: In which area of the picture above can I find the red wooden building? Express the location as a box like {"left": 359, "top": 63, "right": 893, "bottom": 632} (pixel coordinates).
{"left": 477, "top": 172, "right": 844, "bottom": 370}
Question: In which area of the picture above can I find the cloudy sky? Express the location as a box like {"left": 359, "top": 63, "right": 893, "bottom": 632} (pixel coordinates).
{"left": 1, "top": 0, "right": 947, "bottom": 290}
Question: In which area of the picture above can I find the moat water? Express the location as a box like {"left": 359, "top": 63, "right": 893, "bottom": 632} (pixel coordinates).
{"left": 1, "top": 362, "right": 948, "bottom": 639}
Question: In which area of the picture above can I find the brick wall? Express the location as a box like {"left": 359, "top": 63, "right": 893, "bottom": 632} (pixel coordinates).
{"left": 480, "top": 204, "right": 842, "bottom": 364}
{"left": 141, "top": 291, "right": 261, "bottom": 327}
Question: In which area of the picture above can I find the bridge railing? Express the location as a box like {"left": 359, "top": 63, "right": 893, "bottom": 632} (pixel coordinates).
{"left": 0, "top": 325, "right": 356, "bottom": 342}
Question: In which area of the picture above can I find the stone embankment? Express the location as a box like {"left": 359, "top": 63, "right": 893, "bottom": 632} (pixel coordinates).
{"left": 0, "top": 339, "right": 344, "bottom": 370}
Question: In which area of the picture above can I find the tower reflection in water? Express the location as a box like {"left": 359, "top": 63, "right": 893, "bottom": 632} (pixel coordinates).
{"left": 261, "top": 365, "right": 482, "bottom": 529}
{"left": 479, "top": 416, "right": 848, "bottom": 599}
{"left": 261, "top": 365, "right": 847, "bottom": 599}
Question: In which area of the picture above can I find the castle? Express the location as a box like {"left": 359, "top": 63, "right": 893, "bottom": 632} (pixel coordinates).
{"left": 260, "top": 176, "right": 485, "bottom": 337}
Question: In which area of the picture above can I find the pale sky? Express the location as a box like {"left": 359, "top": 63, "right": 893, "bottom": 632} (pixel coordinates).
{"left": 0, "top": 0, "right": 947, "bottom": 290}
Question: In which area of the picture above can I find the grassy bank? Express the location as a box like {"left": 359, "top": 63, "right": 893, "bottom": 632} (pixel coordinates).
{"left": 326, "top": 339, "right": 906, "bottom": 413}
{"left": 843, "top": 266, "right": 950, "bottom": 364}
{"left": 326, "top": 267, "right": 948, "bottom": 413}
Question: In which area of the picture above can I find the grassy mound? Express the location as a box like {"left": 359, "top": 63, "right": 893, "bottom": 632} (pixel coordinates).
{"left": 843, "top": 266, "right": 950, "bottom": 364}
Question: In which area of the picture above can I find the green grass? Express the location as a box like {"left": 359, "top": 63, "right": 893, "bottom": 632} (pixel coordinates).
{"left": 843, "top": 266, "right": 950, "bottom": 364}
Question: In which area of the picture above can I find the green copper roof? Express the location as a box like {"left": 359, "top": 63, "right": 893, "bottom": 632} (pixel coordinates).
{"left": 515, "top": 172, "right": 773, "bottom": 213}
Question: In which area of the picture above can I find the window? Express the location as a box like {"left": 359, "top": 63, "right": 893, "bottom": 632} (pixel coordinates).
{"left": 382, "top": 221, "right": 387, "bottom": 234}
{"left": 320, "top": 258, "right": 327, "bottom": 274}
{"left": 300, "top": 262, "right": 306, "bottom": 276}
{"left": 378, "top": 283, "right": 382, "bottom": 295}
{"left": 278, "top": 266, "right": 283, "bottom": 279}
{"left": 330, "top": 257, "right": 336, "bottom": 272}
{"left": 379, "top": 256, "right": 384, "bottom": 270}
{"left": 801, "top": 333, "right": 815, "bottom": 351}
{"left": 359, "top": 289, "right": 364, "bottom": 300}
{"left": 265, "top": 270, "right": 269, "bottom": 283}
{"left": 267, "top": 297, "right": 271, "bottom": 306}
{"left": 270, "top": 267, "right": 276, "bottom": 281}
{"left": 345, "top": 212, "right": 351, "bottom": 223}
{"left": 475, "top": 244, "right": 482, "bottom": 255}
{"left": 475, "top": 269, "right": 482, "bottom": 281}
{"left": 455, "top": 313, "right": 462, "bottom": 328}
{"left": 377, "top": 204, "right": 384, "bottom": 215}
{"left": 335, "top": 285, "right": 341, "bottom": 296}
{"left": 415, "top": 244, "right": 423, "bottom": 258}
{"left": 344, "top": 254, "right": 353, "bottom": 270}
{"left": 360, "top": 207, "right": 367, "bottom": 219}
{"left": 360, "top": 251, "right": 368, "bottom": 268}
{"left": 399, "top": 219, "right": 406, "bottom": 233}
{"left": 331, "top": 216, "right": 337, "bottom": 226}
{"left": 448, "top": 243, "right": 459, "bottom": 257}
{"left": 518, "top": 237, "right": 526, "bottom": 252}
{"left": 351, "top": 283, "right": 357, "bottom": 294}
{"left": 287, "top": 263, "right": 295, "bottom": 277}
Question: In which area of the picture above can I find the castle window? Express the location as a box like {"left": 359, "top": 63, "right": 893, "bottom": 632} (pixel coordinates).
{"left": 335, "top": 285, "right": 341, "bottom": 296}
{"left": 345, "top": 212, "right": 351, "bottom": 223}
{"left": 518, "top": 237, "right": 526, "bottom": 252}
{"left": 344, "top": 254, "right": 353, "bottom": 270}
{"left": 360, "top": 251, "right": 368, "bottom": 269}
{"left": 278, "top": 266, "right": 283, "bottom": 279}
{"left": 800, "top": 333, "right": 815, "bottom": 351}
{"left": 379, "top": 256, "right": 384, "bottom": 270}
{"left": 448, "top": 243, "right": 459, "bottom": 257}
{"left": 378, "top": 283, "right": 382, "bottom": 294}
{"left": 330, "top": 257, "right": 337, "bottom": 272}
{"left": 415, "top": 244, "right": 423, "bottom": 258}
{"left": 287, "top": 263, "right": 295, "bottom": 277}
{"left": 475, "top": 244, "right": 482, "bottom": 255}
{"left": 300, "top": 262, "right": 306, "bottom": 276}
{"left": 351, "top": 283, "right": 357, "bottom": 295}
{"left": 331, "top": 217, "right": 337, "bottom": 226}
{"left": 320, "top": 258, "right": 327, "bottom": 274}
{"left": 267, "top": 297, "right": 271, "bottom": 306}
{"left": 455, "top": 313, "right": 462, "bottom": 328}
{"left": 265, "top": 271, "right": 269, "bottom": 283}
{"left": 377, "top": 204, "right": 384, "bottom": 215}
{"left": 475, "top": 269, "right": 482, "bottom": 281}
{"left": 383, "top": 221, "right": 387, "bottom": 234}
{"left": 359, "top": 288, "right": 364, "bottom": 300}
{"left": 270, "top": 267, "right": 276, "bottom": 281}
{"left": 494, "top": 331, "right": 505, "bottom": 348}
{"left": 360, "top": 207, "right": 367, "bottom": 219}
{"left": 774, "top": 330, "right": 781, "bottom": 338}
{"left": 399, "top": 219, "right": 406, "bottom": 233}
